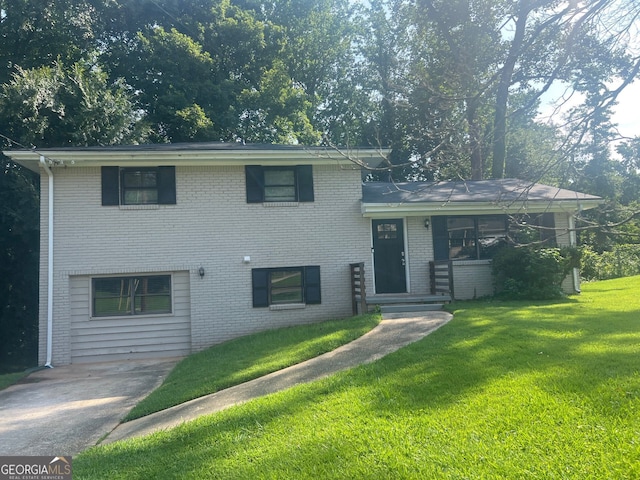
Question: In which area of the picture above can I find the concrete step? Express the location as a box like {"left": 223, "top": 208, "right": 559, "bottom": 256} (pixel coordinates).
{"left": 368, "top": 294, "right": 451, "bottom": 305}
{"left": 379, "top": 303, "right": 444, "bottom": 314}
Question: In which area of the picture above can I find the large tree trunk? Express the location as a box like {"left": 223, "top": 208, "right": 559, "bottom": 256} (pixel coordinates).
{"left": 492, "top": 5, "right": 529, "bottom": 179}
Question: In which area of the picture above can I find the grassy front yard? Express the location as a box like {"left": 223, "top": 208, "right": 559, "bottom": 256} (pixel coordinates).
{"left": 77, "top": 276, "right": 640, "bottom": 479}
{"left": 0, "top": 371, "right": 28, "bottom": 390}
{"left": 125, "top": 313, "right": 381, "bottom": 421}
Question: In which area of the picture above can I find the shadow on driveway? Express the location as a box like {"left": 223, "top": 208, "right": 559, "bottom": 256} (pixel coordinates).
{"left": 0, "top": 358, "right": 178, "bottom": 456}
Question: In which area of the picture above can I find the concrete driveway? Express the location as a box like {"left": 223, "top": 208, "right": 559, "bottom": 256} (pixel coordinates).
{"left": 0, "top": 358, "right": 178, "bottom": 456}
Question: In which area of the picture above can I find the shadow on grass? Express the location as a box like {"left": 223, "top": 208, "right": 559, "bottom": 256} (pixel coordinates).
{"left": 75, "top": 279, "right": 640, "bottom": 478}
{"left": 363, "top": 292, "right": 639, "bottom": 417}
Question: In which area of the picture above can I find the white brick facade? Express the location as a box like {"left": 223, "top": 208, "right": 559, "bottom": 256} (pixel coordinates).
{"left": 12, "top": 144, "right": 596, "bottom": 365}
{"left": 38, "top": 163, "right": 373, "bottom": 364}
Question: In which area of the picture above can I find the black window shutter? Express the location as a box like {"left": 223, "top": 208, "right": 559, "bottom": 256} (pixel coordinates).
{"left": 432, "top": 216, "right": 449, "bottom": 261}
{"left": 157, "top": 166, "right": 177, "bottom": 204}
{"left": 540, "top": 212, "right": 556, "bottom": 246}
{"left": 304, "top": 266, "right": 321, "bottom": 304}
{"left": 252, "top": 269, "right": 269, "bottom": 307}
{"left": 296, "top": 165, "right": 314, "bottom": 202}
{"left": 101, "top": 166, "right": 120, "bottom": 206}
{"left": 245, "top": 166, "right": 264, "bottom": 203}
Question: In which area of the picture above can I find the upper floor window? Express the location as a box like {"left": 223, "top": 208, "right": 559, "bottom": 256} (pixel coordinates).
{"left": 245, "top": 165, "right": 314, "bottom": 203}
{"left": 101, "top": 166, "right": 176, "bottom": 206}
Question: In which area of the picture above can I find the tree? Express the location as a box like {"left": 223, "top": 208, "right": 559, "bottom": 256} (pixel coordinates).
{"left": 0, "top": 159, "right": 39, "bottom": 371}
{"left": 0, "top": 0, "right": 109, "bottom": 85}
{"left": 356, "top": 0, "right": 640, "bottom": 181}
{"left": 0, "top": 59, "right": 146, "bottom": 147}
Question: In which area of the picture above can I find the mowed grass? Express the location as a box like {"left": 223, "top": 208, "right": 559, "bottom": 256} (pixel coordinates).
{"left": 0, "top": 371, "right": 29, "bottom": 390}
{"left": 125, "top": 313, "right": 381, "bottom": 421}
{"left": 77, "top": 277, "right": 640, "bottom": 479}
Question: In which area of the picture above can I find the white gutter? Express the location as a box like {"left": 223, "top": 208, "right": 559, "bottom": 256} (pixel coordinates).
{"left": 39, "top": 155, "right": 54, "bottom": 368}
{"left": 568, "top": 214, "right": 581, "bottom": 294}
{"left": 6, "top": 148, "right": 388, "bottom": 169}
{"left": 361, "top": 200, "right": 603, "bottom": 217}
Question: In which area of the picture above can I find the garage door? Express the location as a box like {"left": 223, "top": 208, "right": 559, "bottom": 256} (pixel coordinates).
{"left": 70, "top": 271, "right": 191, "bottom": 363}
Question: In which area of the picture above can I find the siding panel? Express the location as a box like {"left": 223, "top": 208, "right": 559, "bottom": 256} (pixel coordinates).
{"left": 70, "top": 272, "right": 191, "bottom": 363}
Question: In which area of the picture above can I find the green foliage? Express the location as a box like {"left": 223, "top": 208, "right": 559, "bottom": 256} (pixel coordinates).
{"left": 0, "top": 161, "right": 39, "bottom": 372}
{"left": 0, "top": 60, "right": 146, "bottom": 147}
{"left": 581, "top": 244, "right": 640, "bottom": 281}
{"left": 0, "top": 371, "right": 29, "bottom": 390}
{"left": 492, "top": 246, "right": 578, "bottom": 300}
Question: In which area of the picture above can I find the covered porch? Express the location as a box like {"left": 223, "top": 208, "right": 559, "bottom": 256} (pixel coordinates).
{"left": 354, "top": 179, "right": 602, "bottom": 309}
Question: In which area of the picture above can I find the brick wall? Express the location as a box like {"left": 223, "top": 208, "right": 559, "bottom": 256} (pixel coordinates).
{"left": 39, "top": 164, "right": 372, "bottom": 365}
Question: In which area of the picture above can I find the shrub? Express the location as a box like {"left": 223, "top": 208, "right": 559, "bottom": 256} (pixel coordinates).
{"left": 492, "top": 246, "right": 578, "bottom": 300}
{"left": 581, "top": 244, "right": 640, "bottom": 280}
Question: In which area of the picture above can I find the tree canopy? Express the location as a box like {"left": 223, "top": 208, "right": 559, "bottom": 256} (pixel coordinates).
{"left": 1, "top": 0, "right": 639, "bottom": 369}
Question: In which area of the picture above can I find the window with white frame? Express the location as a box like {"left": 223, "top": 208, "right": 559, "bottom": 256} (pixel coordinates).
{"left": 251, "top": 266, "right": 321, "bottom": 307}
{"left": 92, "top": 275, "right": 172, "bottom": 317}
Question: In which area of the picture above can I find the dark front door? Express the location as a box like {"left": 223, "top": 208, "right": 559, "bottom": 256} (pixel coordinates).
{"left": 372, "top": 219, "right": 407, "bottom": 294}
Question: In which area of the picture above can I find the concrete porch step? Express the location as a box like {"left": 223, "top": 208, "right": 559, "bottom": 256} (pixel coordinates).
{"left": 366, "top": 293, "right": 451, "bottom": 315}
{"left": 379, "top": 303, "right": 445, "bottom": 314}
{"left": 368, "top": 294, "right": 452, "bottom": 305}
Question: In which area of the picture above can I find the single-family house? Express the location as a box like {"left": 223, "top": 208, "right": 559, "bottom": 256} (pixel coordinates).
{"left": 4, "top": 143, "right": 602, "bottom": 366}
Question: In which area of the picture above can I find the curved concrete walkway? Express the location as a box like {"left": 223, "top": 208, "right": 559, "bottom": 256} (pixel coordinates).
{"left": 103, "top": 311, "right": 452, "bottom": 445}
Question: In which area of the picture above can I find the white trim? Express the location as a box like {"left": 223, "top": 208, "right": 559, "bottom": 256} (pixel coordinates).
{"left": 362, "top": 200, "right": 601, "bottom": 217}
{"left": 40, "top": 156, "right": 54, "bottom": 368}
{"left": 269, "top": 303, "right": 306, "bottom": 311}
{"left": 568, "top": 215, "right": 581, "bottom": 293}
{"left": 88, "top": 272, "right": 175, "bottom": 320}
{"left": 4, "top": 147, "right": 387, "bottom": 171}
{"left": 261, "top": 202, "right": 300, "bottom": 208}
{"left": 403, "top": 218, "right": 411, "bottom": 293}
{"left": 370, "top": 218, "right": 409, "bottom": 295}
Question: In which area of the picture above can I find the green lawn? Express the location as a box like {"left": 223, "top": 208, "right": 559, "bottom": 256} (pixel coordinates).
{"left": 125, "top": 313, "right": 381, "bottom": 421}
{"left": 76, "top": 277, "right": 640, "bottom": 479}
{"left": 0, "top": 371, "right": 28, "bottom": 390}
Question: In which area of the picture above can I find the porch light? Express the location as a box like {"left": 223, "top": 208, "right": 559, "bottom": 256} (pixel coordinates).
{"left": 424, "top": 218, "right": 430, "bottom": 229}
{"left": 198, "top": 266, "right": 205, "bottom": 278}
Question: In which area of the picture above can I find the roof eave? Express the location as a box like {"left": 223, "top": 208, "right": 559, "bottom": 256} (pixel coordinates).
{"left": 361, "top": 199, "right": 603, "bottom": 217}
{"left": 2, "top": 147, "right": 388, "bottom": 171}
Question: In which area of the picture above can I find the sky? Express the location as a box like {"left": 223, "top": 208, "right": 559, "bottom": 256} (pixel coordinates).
{"left": 539, "top": 79, "right": 640, "bottom": 148}
{"left": 612, "top": 81, "right": 640, "bottom": 140}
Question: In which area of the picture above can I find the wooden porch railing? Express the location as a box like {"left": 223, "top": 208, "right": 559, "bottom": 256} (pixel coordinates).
{"left": 429, "top": 260, "right": 454, "bottom": 300}
{"left": 350, "top": 262, "right": 367, "bottom": 315}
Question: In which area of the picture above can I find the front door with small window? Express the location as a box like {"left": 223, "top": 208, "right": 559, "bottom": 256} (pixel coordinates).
{"left": 372, "top": 219, "right": 407, "bottom": 294}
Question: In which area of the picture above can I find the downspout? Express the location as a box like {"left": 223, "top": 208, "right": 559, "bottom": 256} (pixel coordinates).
{"left": 568, "top": 214, "right": 580, "bottom": 294}
{"left": 39, "top": 155, "right": 54, "bottom": 368}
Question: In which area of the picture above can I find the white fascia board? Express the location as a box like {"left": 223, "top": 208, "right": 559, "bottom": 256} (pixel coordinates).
{"left": 361, "top": 199, "right": 603, "bottom": 217}
{"left": 3, "top": 147, "right": 387, "bottom": 171}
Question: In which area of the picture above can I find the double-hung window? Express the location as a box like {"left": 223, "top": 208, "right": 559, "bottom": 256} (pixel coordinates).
{"left": 252, "top": 266, "right": 321, "bottom": 307}
{"left": 92, "top": 275, "right": 172, "bottom": 317}
{"left": 101, "top": 166, "right": 176, "bottom": 206}
{"left": 245, "top": 165, "right": 314, "bottom": 203}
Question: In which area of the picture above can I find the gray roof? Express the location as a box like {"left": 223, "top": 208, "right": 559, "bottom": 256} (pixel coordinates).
{"left": 362, "top": 179, "right": 601, "bottom": 204}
